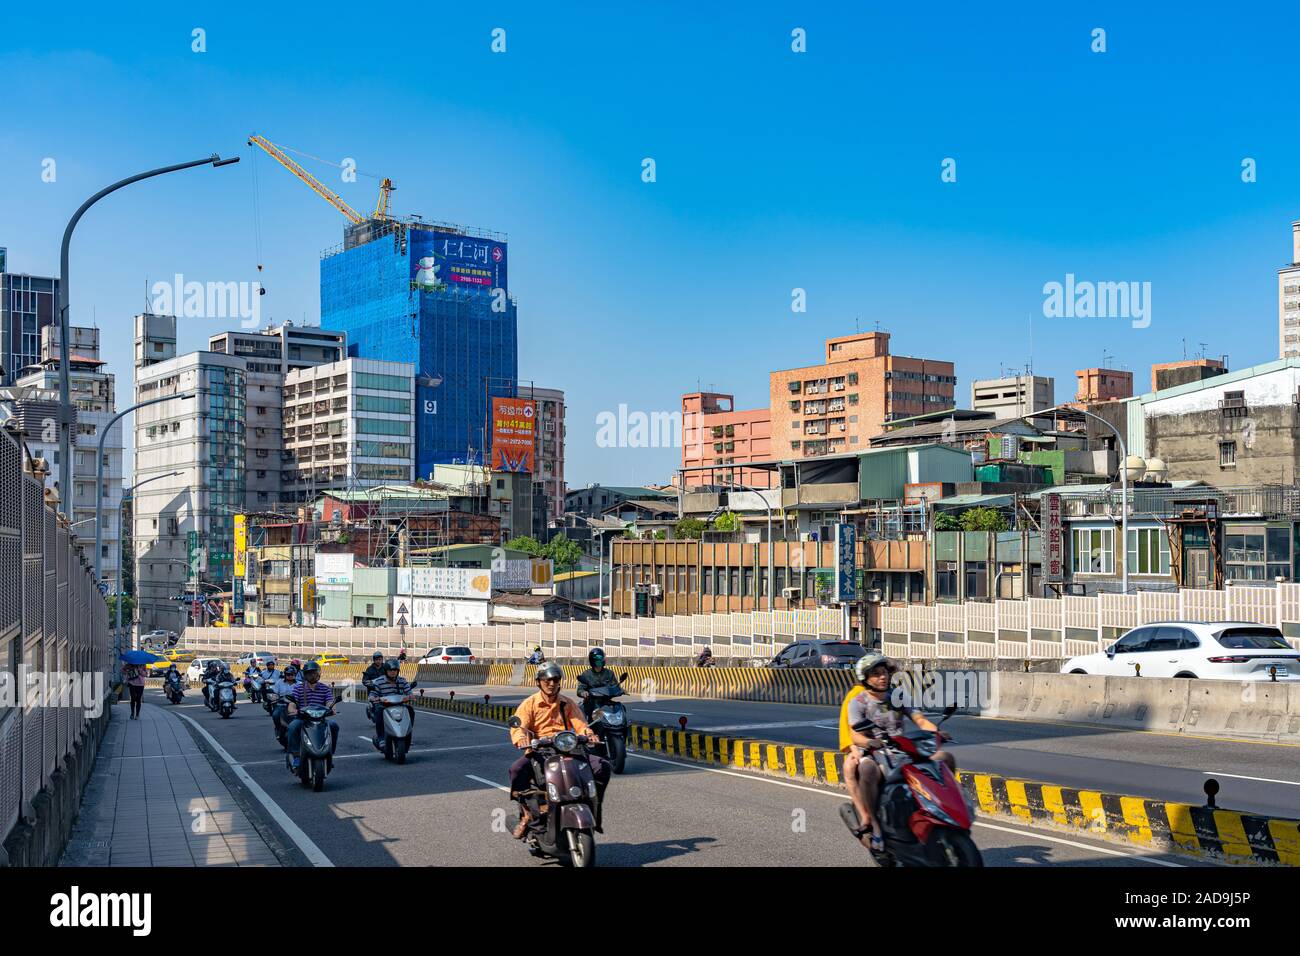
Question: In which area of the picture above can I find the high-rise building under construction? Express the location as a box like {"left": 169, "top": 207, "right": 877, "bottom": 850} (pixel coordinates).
{"left": 320, "top": 219, "right": 518, "bottom": 480}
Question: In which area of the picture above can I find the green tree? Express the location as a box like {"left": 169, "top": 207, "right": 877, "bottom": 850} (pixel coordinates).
{"left": 959, "top": 507, "right": 1009, "bottom": 533}
{"left": 934, "top": 511, "right": 960, "bottom": 531}
{"left": 712, "top": 511, "right": 742, "bottom": 533}
{"left": 544, "top": 535, "right": 583, "bottom": 574}
{"left": 106, "top": 594, "right": 135, "bottom": 620}
{"left": 674, "top": 517, "right": 706, "bottom": 540}
{"left": 504, "top": 535, "right": 545, "bottom": 556}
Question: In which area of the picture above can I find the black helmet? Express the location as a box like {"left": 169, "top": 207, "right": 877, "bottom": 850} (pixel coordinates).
{"left": 302, "top": 660, "right": 321, "bottom": 678}
{"left": 372, "top": 651, "right": 383, "bottom": 661}
{"left": 384, "top": 658, "right": 400, "bottom": 672}
{"left": 588, "top": 648, "right": 605, "bottom": 667}
{"left": 536, "top": 662, "right": 564, "bottom": 684}
{"left": 283, "top": 664, "right": 297, "bottom": 677}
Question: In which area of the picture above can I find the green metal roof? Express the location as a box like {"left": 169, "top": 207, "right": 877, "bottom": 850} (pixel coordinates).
{"left": 932, "top": 493, "right": 1015, "bottom": 508}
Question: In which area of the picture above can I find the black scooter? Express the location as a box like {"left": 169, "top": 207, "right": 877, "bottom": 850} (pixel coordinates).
{"left": 582, "top": 673, "right": 630, "bottom": 774}
{"left": 164, "top": 673, "right": 185, "bottom": 704}
{"left": 288, "top": 704, "right": 335, "bottom": 792}
{"left": 508, "top": 716, "right": 600, "bottom": 867}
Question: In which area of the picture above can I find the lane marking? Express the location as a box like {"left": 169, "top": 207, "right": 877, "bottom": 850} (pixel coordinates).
{"left": 1201, "top": 770, "right": 1300, "bottom": 787}
{"left": 466, "top": 774, "right": 511, "bottom": 793}
{"left": 625, "top": 751, "right": 1191, "bottom": 867}
{"left": 241, "top": 742, "right": 510, "bottom": 767}
{"left": 175, "top": 712, "right": 334, "bottom": 868}
{"left": 635, "top": 709, "right": 695, "bottom": 716}
{"left": 694, "top": 720, "right": 834, "bottom": 732}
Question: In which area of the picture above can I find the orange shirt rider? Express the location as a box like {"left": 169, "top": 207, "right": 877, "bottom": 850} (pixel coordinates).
{"left": 510, "top": 688, "right": 598, "bottom": 749}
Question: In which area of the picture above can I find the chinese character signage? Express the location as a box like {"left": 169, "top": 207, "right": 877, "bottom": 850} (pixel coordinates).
{"left": 834, "top": 523, "right": 858, "bottom": 603}
{"left": 409, "top": 229, "right": 508, "bottom": 294}
{"left": 1045, "top": 492, "right": 1064, "bottom": 584}
{"left": 233, "top": 514, "right": 247, "bottom": 578}
{"left": 408, "top": 567, "right": 492, "bottom": 601}
{"left": 491, "top": 397, "right": 535, "bottom": 472}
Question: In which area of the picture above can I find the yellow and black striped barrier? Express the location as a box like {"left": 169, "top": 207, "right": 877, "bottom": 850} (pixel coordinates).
{"left": 404, "top": 689, "right": 1298, "bottom": 866}
{"left": 517, "top": 664, "right": 854, "bottom": 706}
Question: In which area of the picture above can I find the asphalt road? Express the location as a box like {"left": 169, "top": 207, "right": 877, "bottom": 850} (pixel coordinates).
{"left": 161, "top": 686, "right": 1209, "bottom": 868}
{"left": 429, "top": 682, "right": 1300, "bottom": 821}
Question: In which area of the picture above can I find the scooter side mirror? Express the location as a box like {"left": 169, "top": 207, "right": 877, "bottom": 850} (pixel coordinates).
{"left": 507, "top": 716, "right": 523, "bottom": 729}
{"left": 618, "top": 673, "right": 628, "bottom": 683}
{"left": 942, "top": 705, "right": 958, "bottom": 719}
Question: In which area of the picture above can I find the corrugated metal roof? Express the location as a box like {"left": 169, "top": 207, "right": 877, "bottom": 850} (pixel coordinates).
{"left": 932, "top": 493, "right": 1015, "bottom": 508}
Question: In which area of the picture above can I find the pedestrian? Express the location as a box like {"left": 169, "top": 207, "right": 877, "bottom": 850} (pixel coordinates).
{"left": 123, "top": 662, "right": 147, "bottom": 719}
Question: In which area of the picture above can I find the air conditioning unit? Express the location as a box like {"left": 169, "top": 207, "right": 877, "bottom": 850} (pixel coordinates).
{"left": 649, "top": 584, "right": 663, "bottom": 597}
{"left": 782, "top": 587, "right": 802, "bottom": 601}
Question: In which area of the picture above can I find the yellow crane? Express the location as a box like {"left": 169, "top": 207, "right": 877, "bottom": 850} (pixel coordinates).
{"left": 248, "top": 133, "right": 395, "bottom": 223}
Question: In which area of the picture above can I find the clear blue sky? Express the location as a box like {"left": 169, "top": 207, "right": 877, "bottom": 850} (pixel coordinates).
{"left": 2, "top": 3, "right": 1298, "bottom": 486}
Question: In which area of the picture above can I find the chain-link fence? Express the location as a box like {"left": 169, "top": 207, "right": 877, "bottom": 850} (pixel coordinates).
{"left": 0, "top": 425, "right": 111, "bottom": 847}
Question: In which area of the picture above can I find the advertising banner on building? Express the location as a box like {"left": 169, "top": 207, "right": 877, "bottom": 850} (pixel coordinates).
{"left": 301, "top": 577, "right": 317, "bottom": 613}
{"left": 409, "top": 229, "right": 508, "bottom": 294}
{"left": 491, "top": 397, "right": 535, "bottom": 472}
{"left": 492, "top": 557, "right": 554, "bottom": 590}
{"left": 233, "top": 514, "right": 247, "bottom": 578}
{"left": 409, "top": 566, "right": 492, "bottom": 600}
{"left": 1045, "top": 492, "right": 1064, "bottom": 584}
{"left": 407, "top": 597, "right": 490, "bottom": 627}
{"left": 834, "top": 523, "right": 858, "bottom": 603}
{"left": 314, "top": 553, "right": 354, "bottom": 586}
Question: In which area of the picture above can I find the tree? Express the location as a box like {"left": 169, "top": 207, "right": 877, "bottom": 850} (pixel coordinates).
{"left": 933, "top": 511, "right": 960, "bottom": 531}
{"left": 675, "top": 517, "right": 706, "bottom": 540}
{"left": 504, "top": 535, "right": 545, "bottom": 556}
{"left": 106, "top": 594, "right": 135, "bottom": 620}
{"left": 544, "top": 534, "right": 582, "bottom": 575}
{"left": 712, "top": 511, "right": 742, "bottom": 533}
{"left": 959, "top": 507, "right": 1009, "bottom": 533}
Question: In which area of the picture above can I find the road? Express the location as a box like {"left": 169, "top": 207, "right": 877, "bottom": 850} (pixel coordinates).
{"left": 426, "top": 682, "right": 1300, "bottom": 821}
{"left": 163, "top": 686, "right": 1209, "bottom": 867}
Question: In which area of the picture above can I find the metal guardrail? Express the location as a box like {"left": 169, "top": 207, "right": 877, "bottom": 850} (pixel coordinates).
{"left": 0, "top": 426, "right": 112, "bottom": 846}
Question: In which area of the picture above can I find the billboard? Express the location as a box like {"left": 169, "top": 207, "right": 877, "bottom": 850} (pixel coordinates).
{"left": 233, "top": 514, "right": 247, "bottom": 578}
{"left": 834, "top": 523, "right": 858, "bottom": 603}
{"left": 492, "top": 557, "right": 554, "bottom": 590}
{"left": 410, "top": 229, "right": 507, "bottom": 294}
{"left": 491, "top": 397, "right": 535, "bottom": 472}
{"left": 408, "top": 566, "right": 492, "bottom": 601}
{"left": 314, "top": 553, "right": 354, "bottom": 586}
{"left": 405, "top": 597, "right": 490, "bottom": 627}
{"left": 1044, "top": 492, "right": 1064, "bottom": 584}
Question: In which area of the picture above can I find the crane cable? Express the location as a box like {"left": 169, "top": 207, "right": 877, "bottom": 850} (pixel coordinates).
{"left": 250, "top": 142, "right": 264, "bottom": 273}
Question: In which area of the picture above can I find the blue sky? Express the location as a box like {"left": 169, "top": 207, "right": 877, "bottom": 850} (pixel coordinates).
{"left": 2, "top": 3, "right": 1298, "bottom": 486}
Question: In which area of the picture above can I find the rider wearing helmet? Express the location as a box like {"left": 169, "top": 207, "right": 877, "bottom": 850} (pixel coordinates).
{"left": 285, "top": 661, "right": 339, "bottom": 771}
{"left": 507, "top": 662, "right": 611, "bottom": 839}
{"left": 361, "top": 651, "right": 386, "bottom": 686}
{"left": 839, "top": 653, "right": 954, "bottom": 853}
{"left": 576, "top": 648, "right": 620, "bottom": 722}
{"left": 527, "top": 645, "right": 546, "bottom": 665}
{"left": 367, "top": 658, "right": 412, "bottom": 747}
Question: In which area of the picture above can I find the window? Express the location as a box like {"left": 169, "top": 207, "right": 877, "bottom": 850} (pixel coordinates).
{"left": 1071, "top": 527, "right": 1113, "bottom": 574}
{"left": 1220, "top": 441, "right": 1236, "bottom": 468}
{"left": 1225, "top": 525, "right": 1291, "bottom": 581}
{"left": 935, "top": 561, "right": 958, "bottom": 601}
{"left": 1111, "top": 627, "right": 1155, "bottom": 654}
{"left": 847, "top": 373, "right": 858, "bottom": 385}
{"left": 354, "top": 371, "right": 411, "bottom": 393}
{"left": 848, "top": 393, "right": 858, "bottom": 405}
{"left": 356, "top": 417, "right": 410, "bottom": 436}
{"left": 1126, "top": 528, "right": 1170, "bottom": 576}
{"left": 964, "top": 561, "right": 988, "bottom": 600}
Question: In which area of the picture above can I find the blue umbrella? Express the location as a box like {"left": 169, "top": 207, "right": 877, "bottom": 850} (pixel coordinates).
{"left": 120, "top": 650, "right": 164, "bottom": 665}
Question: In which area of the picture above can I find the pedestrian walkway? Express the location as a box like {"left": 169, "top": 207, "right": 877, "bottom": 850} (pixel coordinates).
{"left": 60, "top": 698, "right": 283, "bottom": 867}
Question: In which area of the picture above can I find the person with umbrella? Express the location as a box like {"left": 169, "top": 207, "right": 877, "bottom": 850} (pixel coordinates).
{"left": 119, "top": 650, "right": 162, "bottom": 720}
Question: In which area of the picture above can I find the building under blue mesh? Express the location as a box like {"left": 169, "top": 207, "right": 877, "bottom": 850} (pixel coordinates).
{"left": 320, "top": 221, "right": 518, "bottom": 479}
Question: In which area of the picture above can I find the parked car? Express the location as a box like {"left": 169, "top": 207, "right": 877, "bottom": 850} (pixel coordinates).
{"left": 763, "top": 640, "right": 867, "bottom": 669}
{"left": 147, "top": 650, "right": 195, "bottom": 674}
{"left": 1061, "top": 621, "right": 1300, "bottom": 680}
{"left": 186, "top": 658, "right": 226, "bottom": 682}
{"left": 418, "top": 646, "right": 476, "bottom": 664}
{"left": 141, "top": 629, "right": 178, "bottom": 649}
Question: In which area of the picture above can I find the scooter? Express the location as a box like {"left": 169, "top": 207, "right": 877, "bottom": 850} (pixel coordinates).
{"left": 203, "top": 676, "right": 220, "bottom": 711}
{"left": 582, "top": 673, "right": 630, "bottom": 774}
{"left": 288, "top": 705, "right": 335, "bottom": 792}
{"left": 164, "top": 674, "right": 185, "bottom": 704}
{"left": 841, "top": 705, "right": 982, "bottom": 867}
{"left": 244, "top": 673, "right": 264, "bottom": 704}
{"left": 371, "top": 681, "right": 418, "bottom": 763}
{"left": 507, "top": 716, "right": 600, "bottom": 868}
{"left": 216, "top": 676, "right": 237, "bottom": 719}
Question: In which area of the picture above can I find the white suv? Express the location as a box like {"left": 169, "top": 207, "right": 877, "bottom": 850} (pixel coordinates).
{"left": 1062, "top": 621, "right": 1300, "bottom": 680}
{"left": 418, "top": 646, "right": 476, "bottom": 664}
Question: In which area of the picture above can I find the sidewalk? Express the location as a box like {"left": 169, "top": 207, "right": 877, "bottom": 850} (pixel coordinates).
{"left": 60, "top": 698, "right": 283, "bottom": 867}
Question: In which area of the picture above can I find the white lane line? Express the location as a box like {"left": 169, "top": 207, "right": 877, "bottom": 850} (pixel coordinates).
{"left": 693, "top": 720, "right": 832, "bottom": 732}
{"left": 1202, "top": 770, "right": 1300, "bottom": 787}
{"left": 466, "top": 774, "right": 511, "bottom": 793}
{"left": 625, "top": 751, "right": 1190, "bottom": 868}
{"left": 635, "top": 709, "right": 695, "bottom": 716}
{"left": 175, "top": 712, "right": 334, "bottom": 868}
{"left": 242, "top": 742, "right": 510, "bottom": 767}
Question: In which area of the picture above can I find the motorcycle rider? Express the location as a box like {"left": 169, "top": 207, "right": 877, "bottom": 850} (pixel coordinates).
{"left": 367, "top": 658, "right": 413, "bottom": 747}
{"left": 164, "top": 663, "right": 183, "bottom": 697}
{"left": 201, "top": 660, "right": 222, "bottom": 707}
{"left": 841, "top": 654, "right": 955, "bottom": 853}
{"left": 284, "top": 661, "right": 339, "bottom": 772}
{"left": 696, "top": 646, "right": 715, "bottom": 668}
{"left": 576, "top": 648, "right": 621, "bottom": 723}
{"left": 270, "top": 663, "right": 298, "bottom": 743}
{"left": 508, "top": 662, "right": 610, "bottom": 840}
{"left": 361, "top": 651, "right": 386, "bottom": 721}
{"left": 527, "top": 645, "right": 545, "bottom": 664}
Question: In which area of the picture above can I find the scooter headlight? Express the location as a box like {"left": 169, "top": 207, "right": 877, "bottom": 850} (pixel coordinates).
{"left": 568, "top": 785, "right": 582, "bottom": 798}
{"left": 603, "top": 710, "right": 625, "bottom": 726}
{"left": 547, "top": 783, "right": 560, "bottom": 801}
{"left": 554, "top": 731, "right": 578, "bottom": 753}
{"left": 586, "top": 781, "right": 598, "bottom": 798}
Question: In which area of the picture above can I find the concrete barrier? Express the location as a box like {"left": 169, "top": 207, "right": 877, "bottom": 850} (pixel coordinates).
{"left": 404, "top": 688, "right": 1298, "bottom": 866}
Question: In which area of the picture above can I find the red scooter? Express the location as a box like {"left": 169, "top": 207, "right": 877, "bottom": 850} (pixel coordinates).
{"left": 843, "top": 705, "right": 982, "bottom": 867}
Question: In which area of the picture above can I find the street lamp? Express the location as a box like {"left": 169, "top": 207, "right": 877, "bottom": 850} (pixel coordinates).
{"left": 116, "top": 470, "right": 184, "bottom": 651}
{"left": 1011, "top": 404, "right": 1130, "bottom": 594}
{"left": 57, "top": 153, "right": 239, "bottom": 535}
{"left": 720, "top": 480, "right": 775, "bottom": 611}
{"left": 94, "top": 393, "right": 195, "bottom": 585}
{"left": 593, "top": 525, "right": 624, "bottom": 621}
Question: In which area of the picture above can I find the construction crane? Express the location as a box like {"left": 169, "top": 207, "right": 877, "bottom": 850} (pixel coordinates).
{"left": 248, "top": 133, "right": 395, "bottom": 224}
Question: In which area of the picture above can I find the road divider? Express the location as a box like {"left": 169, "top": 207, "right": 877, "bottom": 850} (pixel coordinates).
{"left": 396, "top": 688, "right": 1298, "bottom": 865}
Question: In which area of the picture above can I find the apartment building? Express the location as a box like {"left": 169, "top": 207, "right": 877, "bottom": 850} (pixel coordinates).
{"left": 769, "top": 332, "right": 955, "bottom": 460}
{"left": 531, "top": 386, "right": 567, "bottom": 523}
{"left": 281, "top": 357, "right": 415, "bottom": 500}
{"left": 1074, "top": 367, "right": 1133, "bottom": 403}
{"left": 680, "top": 391, "right": 772, "bottom": 488}
{"left": 970, "top": 374, "right": 1054, "bottom": 419}
{"left": 1279, "top": 220, "right": 1300, "bottom": 359}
